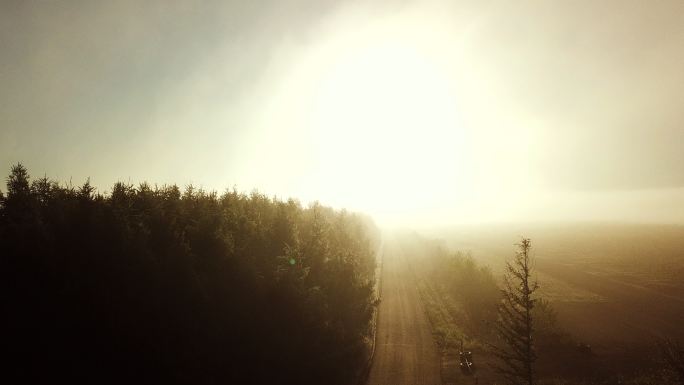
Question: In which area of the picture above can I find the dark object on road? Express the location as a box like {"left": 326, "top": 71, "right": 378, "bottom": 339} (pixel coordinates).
{"left": 460, "top": 350, "right": 474, "bottom": 374}
{"left": 459, "top": 341, "right": 475, "bottom": 374}
{"left": 577, "top": 343, "right": 592, "bottom": 355}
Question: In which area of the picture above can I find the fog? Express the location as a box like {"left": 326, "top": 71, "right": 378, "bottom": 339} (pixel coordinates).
{"left": 2, "top": 0, "right": 683, "bottom": 226}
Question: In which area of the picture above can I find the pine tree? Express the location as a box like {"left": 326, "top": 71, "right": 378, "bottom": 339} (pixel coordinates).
{"left": 492, "top": 237, "right": 538, "bottom": 385}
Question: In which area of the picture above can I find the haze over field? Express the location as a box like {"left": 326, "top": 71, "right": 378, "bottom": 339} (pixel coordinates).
{"left": 2, "top": 0, "right": 684, "bottom": 226}
{"left": 4, "top": 2, "right": 684, "bottom": 385}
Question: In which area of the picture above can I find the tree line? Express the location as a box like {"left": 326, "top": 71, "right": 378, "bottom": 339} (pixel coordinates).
{"left": 0, "top": 164, "right": 379, "bottom": 385}
{"left": 404, "top": 233, "right": 575, "bottom": 384}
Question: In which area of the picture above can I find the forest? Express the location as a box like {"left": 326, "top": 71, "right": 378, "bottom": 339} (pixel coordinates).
{"left": 3, "top": 163, "right": 683, "bottom": 385}
{"left": 0, "top": 164, "right": 380, "bottom": 385}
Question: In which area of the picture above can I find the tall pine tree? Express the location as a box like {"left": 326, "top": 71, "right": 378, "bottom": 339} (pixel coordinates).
{"left": 492, "top": 238, "right": 538, "bottom": 385}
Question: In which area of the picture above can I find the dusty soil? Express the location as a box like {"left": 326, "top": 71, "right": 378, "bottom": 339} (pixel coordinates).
{"left": 536, "top": 257, "right": 684, "bottom": 379}
{"left": 537, "top": 257, "right": 684, "bottom": 345}
{"left": 366, "top": 244, "right": 441, "bottom": 385}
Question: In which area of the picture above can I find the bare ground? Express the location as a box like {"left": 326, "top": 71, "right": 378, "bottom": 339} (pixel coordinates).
{"left": 366, "top": 243, "right": 442, "bottom": 385}
{"left": 537, "top": 257, "right": 684, "bottom": 345}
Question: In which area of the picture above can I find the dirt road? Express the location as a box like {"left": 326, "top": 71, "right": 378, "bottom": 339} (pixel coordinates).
{"left": 366, "top": 243, "right": 441, "bottom": 385}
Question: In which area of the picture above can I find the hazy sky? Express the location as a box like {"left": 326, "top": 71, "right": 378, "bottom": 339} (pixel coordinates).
{"left": 2, "top": 0, "right": 683, "bottom": 225}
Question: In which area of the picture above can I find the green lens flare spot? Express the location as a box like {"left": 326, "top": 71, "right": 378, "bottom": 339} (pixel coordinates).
{"left": 289, "top": 258, "right": 296, "bottom": 265}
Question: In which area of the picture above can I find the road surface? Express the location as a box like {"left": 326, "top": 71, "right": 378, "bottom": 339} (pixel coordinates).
{"left": 366, "top": 243, "right": 441, "bottom": 385}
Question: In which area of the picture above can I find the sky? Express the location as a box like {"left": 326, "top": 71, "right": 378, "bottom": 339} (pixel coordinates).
{"left": 1, "top": 0, "right": 683, "bottom": 226}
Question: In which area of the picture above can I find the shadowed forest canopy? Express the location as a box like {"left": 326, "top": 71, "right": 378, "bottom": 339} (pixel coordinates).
{"left": 0, "top": 164, "right": 380, "bottom": 385}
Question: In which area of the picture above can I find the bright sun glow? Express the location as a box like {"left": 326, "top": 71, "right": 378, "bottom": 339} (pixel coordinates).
{"left": 264, "top": 18, "right": 482, "bottom": 225}
{"left": 310, "top": 40, "right": 469, "bottom": 215}
{"left": 247, "top": 14, "right": 535, "bottom": 225}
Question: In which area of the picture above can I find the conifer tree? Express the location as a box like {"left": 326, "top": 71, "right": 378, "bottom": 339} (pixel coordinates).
{"left": 492, "top": 238, "right": 538, "bottom": 385}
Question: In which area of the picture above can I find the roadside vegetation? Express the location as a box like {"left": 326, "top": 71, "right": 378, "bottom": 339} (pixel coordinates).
{"left": 0, "top": 164, "right": 379, "bottom": 385}
{"left": 398, "top": 232, "right": 684, "bottom": 385}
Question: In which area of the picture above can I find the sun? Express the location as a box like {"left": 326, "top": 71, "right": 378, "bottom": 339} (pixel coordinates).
{"left": 247, "top": 16, "right": 488, "bottom": 225}
{"left": 305, "top": 34, "right": 472, "bottom": 223}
